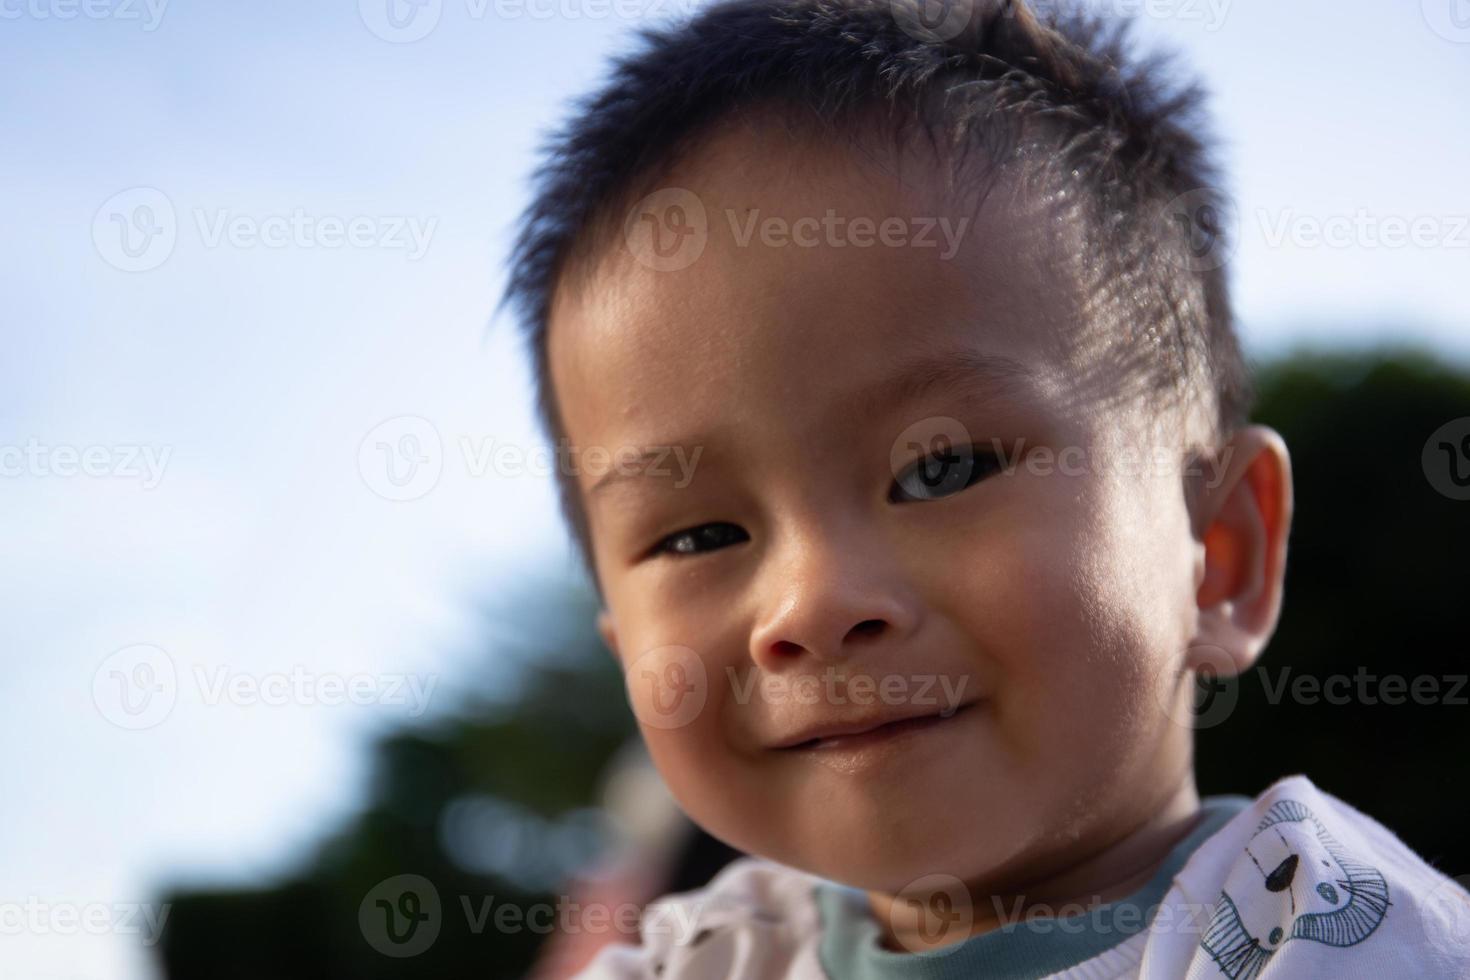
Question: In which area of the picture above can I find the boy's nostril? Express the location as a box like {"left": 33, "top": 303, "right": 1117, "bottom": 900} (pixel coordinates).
{"left": 848, "top": 619, "right": 886, "bottom": 639}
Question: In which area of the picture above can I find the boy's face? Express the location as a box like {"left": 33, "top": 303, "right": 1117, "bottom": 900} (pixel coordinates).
{"left": 547, "top": 120, "right": 1210, "bottom": 893}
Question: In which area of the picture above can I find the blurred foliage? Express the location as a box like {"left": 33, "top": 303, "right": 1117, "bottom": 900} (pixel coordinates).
{"left": 156, "top": 346, "right": 1470, "bottom": 978}
{"left": 1196, "top": 346, "right": 1470, "bottom": 871}
{"left": 157, "top": 577, "right": 636, "bottom": 979}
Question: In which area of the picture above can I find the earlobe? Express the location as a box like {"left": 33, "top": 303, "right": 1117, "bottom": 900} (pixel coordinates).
{"left": 596, "top": 608, "right": 621, "bottom": 663}
{"left": 1188, "top": 424, "right": 1294, "bottom": 676}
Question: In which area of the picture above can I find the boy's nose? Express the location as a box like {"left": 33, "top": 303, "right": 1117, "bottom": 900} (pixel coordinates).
{"left": 745, "top": 535, "right": 919, "bottom": 670}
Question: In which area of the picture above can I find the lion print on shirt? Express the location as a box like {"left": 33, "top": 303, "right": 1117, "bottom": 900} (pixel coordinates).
{"left": 1200, "top": 799, "right": 1391, "bottom": 979}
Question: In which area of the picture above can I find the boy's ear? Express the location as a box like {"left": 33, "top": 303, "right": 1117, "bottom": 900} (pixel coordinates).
{"left": 596, "top": 607, "right": 621, "bottom": 663}
{"left": 1187, "top": 424, "right": 1294, "bottom": 677}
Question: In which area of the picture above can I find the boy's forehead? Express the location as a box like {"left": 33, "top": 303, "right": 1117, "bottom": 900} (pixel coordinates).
{"left": 546, "top": 118, "right": 1093, "bottom": 462}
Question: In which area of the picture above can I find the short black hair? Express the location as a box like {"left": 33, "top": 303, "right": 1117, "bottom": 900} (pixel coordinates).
{"left": 498, "top": 0, "right": 1252, "bottom": 588}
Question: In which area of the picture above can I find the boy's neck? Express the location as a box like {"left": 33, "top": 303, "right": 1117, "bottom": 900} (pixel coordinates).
{"left": 868, "top": 772, "right": 1203, "bottom": 952}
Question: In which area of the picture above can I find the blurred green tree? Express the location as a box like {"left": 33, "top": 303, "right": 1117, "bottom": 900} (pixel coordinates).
{"left": 1195, "top": 346, "right": 1470, "bottom": 873}
{"left": 157, "top": 576, "right": 635, "bottom": 979}
{"left": 156, "top": 346, "right": 1470, "bottom": 978}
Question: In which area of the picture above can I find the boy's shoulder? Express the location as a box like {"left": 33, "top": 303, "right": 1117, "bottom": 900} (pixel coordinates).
{"left": 1156, "top": 772, "right": 1470, "bottom": 979}
{"left": 575, "top": 774, "right": 1470, "bottom": 979}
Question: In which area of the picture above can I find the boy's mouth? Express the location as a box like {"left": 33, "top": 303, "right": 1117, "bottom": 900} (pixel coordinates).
{"left": 770, "top": 701, "right": 979, "bottom": 752}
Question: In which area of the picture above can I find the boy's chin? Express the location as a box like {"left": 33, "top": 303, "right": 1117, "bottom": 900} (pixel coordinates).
{"left": 756, "top": 813, "right": 1031, "bottom": 898}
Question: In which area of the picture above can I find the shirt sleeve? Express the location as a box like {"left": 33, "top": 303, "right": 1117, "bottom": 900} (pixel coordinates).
{"left": 573, "top": 940, "right": 652, "bottom": 979}
{"left": 572, "top": 855, "right": 829, "bottom": 980}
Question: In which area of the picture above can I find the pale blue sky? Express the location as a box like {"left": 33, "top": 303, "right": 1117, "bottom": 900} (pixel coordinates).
{"left": 2, "top": 1, "right": 1467, "bottom": 976}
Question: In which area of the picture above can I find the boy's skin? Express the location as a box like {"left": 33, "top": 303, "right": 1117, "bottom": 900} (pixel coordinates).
{"left": 546, "top": 112, "right": 1293, "bottom": 951}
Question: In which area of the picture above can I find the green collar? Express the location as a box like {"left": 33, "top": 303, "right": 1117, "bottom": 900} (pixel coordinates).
{"left": 816, "top": 795, "right": 1251, "bottom": 980}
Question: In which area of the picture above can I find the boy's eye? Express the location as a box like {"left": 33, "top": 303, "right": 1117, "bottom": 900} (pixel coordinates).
{"left": 649, "top": 521, "right": 749, "bottom": 558}
{"left": 889, "top": 441, "right": 1002, "bottom": 503}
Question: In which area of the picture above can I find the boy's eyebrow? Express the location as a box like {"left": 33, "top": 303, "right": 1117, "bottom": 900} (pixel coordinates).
{"left": 589, "top": 443, "right": 713, "bottom": 499}
{"left": 855, "top": 347, "right": 1037, "bottom": 430}
{"left": 588, "top": 347, "right": 1036, "bottom": 499}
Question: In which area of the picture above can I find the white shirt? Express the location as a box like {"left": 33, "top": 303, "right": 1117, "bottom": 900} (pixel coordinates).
{"left": 575, "top": 774, "right": 1470, "bottom": 979}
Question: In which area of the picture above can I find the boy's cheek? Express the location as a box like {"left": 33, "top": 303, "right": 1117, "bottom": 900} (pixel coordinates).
{"left": 633, "top": 710, "right": 782, "bottom": 857}
{"left": 973, "top": 533, "right": 1174, "bottom": 744}
{"left": 619, "top": 638, "right": 725, "bottom": 736}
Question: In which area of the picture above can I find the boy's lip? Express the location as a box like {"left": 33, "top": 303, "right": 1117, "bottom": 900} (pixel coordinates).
{"left": 769, "top": 701, "right": 980, "bottom": 750}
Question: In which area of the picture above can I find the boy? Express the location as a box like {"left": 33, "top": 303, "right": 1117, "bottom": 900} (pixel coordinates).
{"left": 498, "top": 0, "right": 1470, "bottom": 975}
